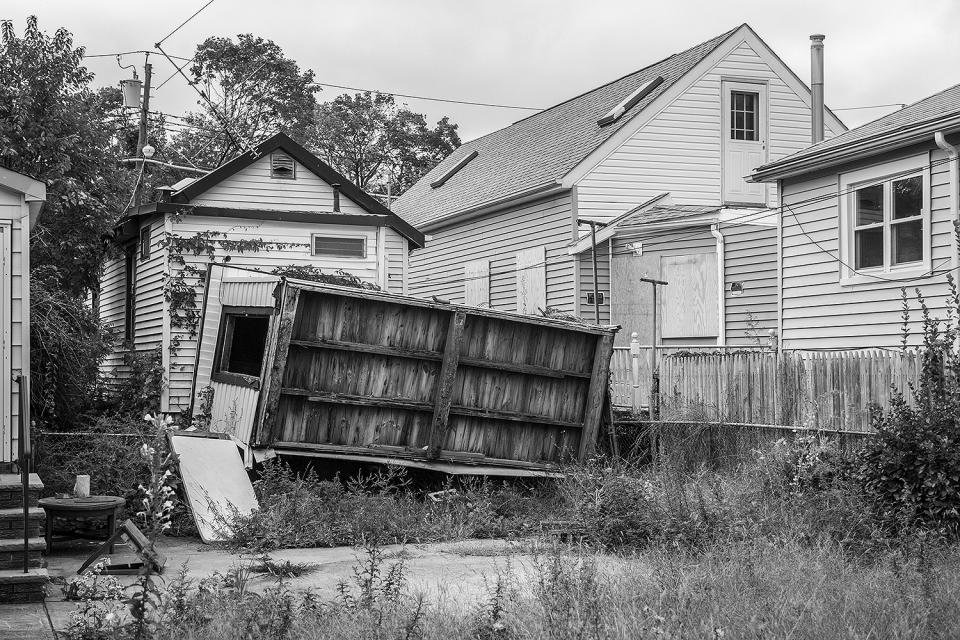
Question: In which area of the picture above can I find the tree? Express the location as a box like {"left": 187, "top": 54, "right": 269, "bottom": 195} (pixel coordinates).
{"left": 311, "top": 91, "right": 461, "bottom": 198}
{"left": 1, "top": 17, "right": 128, "bottom": 424}
{"left": 168, "top": 34, "right": 319, "bottom": 168}
{"left": 0, "top": 16, "right": 126, "bottom": 296}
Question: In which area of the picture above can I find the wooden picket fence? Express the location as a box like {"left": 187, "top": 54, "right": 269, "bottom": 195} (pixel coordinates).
{"left": 611, "top": 341, "right": 924, "bottom": 432}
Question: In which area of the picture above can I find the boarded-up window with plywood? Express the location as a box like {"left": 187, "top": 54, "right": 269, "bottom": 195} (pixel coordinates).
{"left": 611, "top": 253, "right": 660, "bottom": 346}
{"left": 516, "top": 246, "right": 546, "bottom": 314}
{"left": 660, "top": 253, "right": 719, "bottom": 339}
{"left": 464, "top": 259, "right": 489, "bottom": 306}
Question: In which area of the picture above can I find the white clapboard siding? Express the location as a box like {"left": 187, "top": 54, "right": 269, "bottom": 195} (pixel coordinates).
{"left": 97, "top": 215, "right": 166, "bottom": 391}
{"left": 0, "top": 192, "right": 27, "bottom": 462}
{"left": 578, "top": 239, "right": 611, "bottom": 324}
{"left": 164, "top": 215, "right": 382, "bottom": 412}
{"left": 516, "top": 246, "right": 546, "bottom": 314}
{"left": 383, "top": 227, "right": 407, "bottom": 294}
{"left": 190, "top": 155, "right": 369, "bottom": 214}
{"left": 464, "top": 258, "right": 490, "bottom": 306}
{"left": 407, "top": 191, "right": 576, "bottom": 313}
{"left": 721, "top": 223, "right": 778, "bottom": 345}
{"left": 576, "top": 39, "right": 844, "bottom": 223}
{"left": 780, "top": 147, "right": 955, "bottom": 349}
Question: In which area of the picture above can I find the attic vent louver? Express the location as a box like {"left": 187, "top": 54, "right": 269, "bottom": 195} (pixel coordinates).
{"left": 271, "top": 152, "right": 296, "bottom": 179}
{"left": 430, "top": 149, "right": 479, "bottom": 188}
{"left": 597, "top": 76, "right": 665, "bottom": 127}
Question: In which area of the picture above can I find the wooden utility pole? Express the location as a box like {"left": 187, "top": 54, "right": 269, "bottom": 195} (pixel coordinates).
{"left": 639, "top": 276, "right": 667, "bottom": 419}
{"left": 590, "top": 221, "right": 600, "bottom": 324}
{"left": 133, "top": 56, "right": 152, "bottom": 206}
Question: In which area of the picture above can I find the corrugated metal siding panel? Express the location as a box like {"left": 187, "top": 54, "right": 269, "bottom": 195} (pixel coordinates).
{"left": 209, "top": 380, "right": 260, "bottom": 445}
{"left": 721, "top": 223, "right": 777, "bottom": 345}
{"left": 576, "top": 40, "right": 843, "bottom": 223}
{"left": 166, "top": 215, "right": 384, "bottom": 412}
{"left": 408, "top": 191, "right": 576, "bottom": 313}
{"left": 221, "top": 279, "right": 278, "bottom": 307}
{"left": 190, "top": 155, "right": 369, "bottom": 214}
{"left": 780, "top": 148, "right": 953, "bottom": 349}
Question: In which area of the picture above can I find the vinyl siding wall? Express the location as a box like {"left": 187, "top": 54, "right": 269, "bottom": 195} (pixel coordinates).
{"left": 190, "top": 155, "right": 369, "bottom": 215}
{"left": 576, "top": 39, "right": 843, "bottom": 223}
{"left": 721, "top": 223, "right": 778, "bottom": 345}
{"left": 164, "top": 215, "right": 387, "bottom": 412}
{"left": 0, "top": 190, "right": 28, "bottom": 463}
{"left": 408, "top": 191, "right": 577, "bottom": 313}
{"left": 577, "top": 240, "right": 610, "bottom": 324}
{"left": 780, "top": 146, "right": 955, "bottom": 349}
{"left": 98, "top": 214, "right": 166, "bottom": 385}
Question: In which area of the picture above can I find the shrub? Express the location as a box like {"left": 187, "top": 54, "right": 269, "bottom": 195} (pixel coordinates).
{"left": 857, "top": 284, "right": 960, "bottom": 535}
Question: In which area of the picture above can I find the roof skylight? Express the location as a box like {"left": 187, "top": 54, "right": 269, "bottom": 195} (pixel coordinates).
{"left": 430, "top": 150, "right": 479, "bottom": 188}
{"left": 597, "top": 76, "right": 665, "bottom": 126}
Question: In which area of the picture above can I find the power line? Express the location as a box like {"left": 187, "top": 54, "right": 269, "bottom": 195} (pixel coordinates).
{"left": 156, "top": 0, "right": 215, "bottom": 47}
{"left": 317, "top": 82, "right": 543, "bottom": 111}
{"left": 85, "top": 50, "right": 193, "bottom": 62}
{"left": 832, "top": 102, "right": 906, "bottom": 112}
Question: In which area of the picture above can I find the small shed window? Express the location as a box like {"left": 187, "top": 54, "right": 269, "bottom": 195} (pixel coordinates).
{"left": 271, "top": 153, "right": 296, "bottom": 179}
{"left": 214, "top": 311, "right": 271, "bottom": 385}
{"left": 312, "top": 235, "right": 366, "bottom": 258}
{"left": 139, "top": 225, "right": 152, "bottom": 260}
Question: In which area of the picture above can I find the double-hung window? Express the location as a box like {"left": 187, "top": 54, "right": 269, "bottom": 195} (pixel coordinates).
{"left": 840, "top": 155, "right": 930, "bottom": 283}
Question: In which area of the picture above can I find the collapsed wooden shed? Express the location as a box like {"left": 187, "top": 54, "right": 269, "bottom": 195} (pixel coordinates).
{"left": 191, "top": 264, "right": 617, "bottom": 475}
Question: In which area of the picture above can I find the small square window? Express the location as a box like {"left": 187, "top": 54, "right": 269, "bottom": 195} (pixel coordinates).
{"left": 312, "top": 235, "right": 366, "bottom": 258}
{"left": 214, "top": 312, "right": 271, "bottom": 385}
{"left": 586, "top": 292, "right": 605, "bottom": 305}
{"left": 271, "top": 153, "right": 296, "bottom": 179}
{"left": 139, "top": 225, "right": 152, "bottom": 260}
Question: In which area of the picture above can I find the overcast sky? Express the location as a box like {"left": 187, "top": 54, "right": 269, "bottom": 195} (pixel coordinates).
{"left": 5, "top": 0, "right": 960, "bottom": 141}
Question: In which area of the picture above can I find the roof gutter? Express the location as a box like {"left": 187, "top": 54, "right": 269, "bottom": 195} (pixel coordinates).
{"left": 418, "top": 182, "right": 565, "bottom": 232}
{"left": 934, "top": 131, "right": 960, "bottom": 276}
{"left": 751, "top": 114, "right": 960, "bottom": 182}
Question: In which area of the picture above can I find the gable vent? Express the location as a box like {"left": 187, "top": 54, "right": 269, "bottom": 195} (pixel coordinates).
{"left": 430, "top": 149, "right": 479, "bottom": 188}
{"left": 598, "top": 76, "right": 665, "bottom": 127}
{"left": 271, "top": 152, "right": 296, "bottom": 179}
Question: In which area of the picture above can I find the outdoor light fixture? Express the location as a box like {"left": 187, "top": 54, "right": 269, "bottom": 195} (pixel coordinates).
{"left": 142, "top": 145, "right": 156, "bottom": 159}
{"left": 730, "top": 281, "right": 744, "bottom": 296}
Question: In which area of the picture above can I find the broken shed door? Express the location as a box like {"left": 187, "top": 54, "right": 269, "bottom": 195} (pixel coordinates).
{"left": 611, "top": 253, "right": 659, "bottom": 347}
{"left": 660, "top": 253, "right": 719, "bottom": 339}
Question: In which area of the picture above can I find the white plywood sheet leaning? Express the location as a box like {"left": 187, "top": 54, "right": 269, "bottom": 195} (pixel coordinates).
{"left": 169, "top": 434, "right": 259, "bottom": 543}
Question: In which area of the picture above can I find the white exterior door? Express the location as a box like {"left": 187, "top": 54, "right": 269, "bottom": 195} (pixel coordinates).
{"left": 722, "top": 81, "right": 767, "bottom": 205}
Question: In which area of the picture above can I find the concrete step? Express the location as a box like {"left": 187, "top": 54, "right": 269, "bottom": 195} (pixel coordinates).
{"left": 0, "top": 568, "right": 49, "bottom": 603}
{"left": 0, "top": 538, "right": 45, "bottom": 553}
{"left": 0, "top": 474, "right": 44, "bottom": 491}
{"left": 0, "top": 540, "right": 44, "bottom": 570}
{"left": 0, "top": 507, "right": 45, "bottom": 539}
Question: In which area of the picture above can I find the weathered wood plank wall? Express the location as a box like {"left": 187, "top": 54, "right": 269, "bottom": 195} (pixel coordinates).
{"left": 255, "top": 282, "right": 616, "bottom": 469}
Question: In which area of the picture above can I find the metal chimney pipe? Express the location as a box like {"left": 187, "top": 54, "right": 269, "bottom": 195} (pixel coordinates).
{"left": 810, "top": 34, "right": 825, "bottom": 144}
{"left": 332, "top": 183, "right": 341, "bottom": 212}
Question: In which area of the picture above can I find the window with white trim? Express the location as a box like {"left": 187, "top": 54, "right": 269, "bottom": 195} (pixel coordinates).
{"left": 840, "top": 155, "right": 930, "bottom": 282}
{"left": 311, "top": 234, "right": 366, "bottom": 258}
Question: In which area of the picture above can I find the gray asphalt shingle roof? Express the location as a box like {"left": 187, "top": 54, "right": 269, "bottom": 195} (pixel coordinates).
{"left": 393, "top": 26, "right": 743, "bottom": 229}
{"left": 622, "top": 204, "right": 720, "bottom": 226}
{"left": 755, "top": 82, "right": 960, "bottom": 174}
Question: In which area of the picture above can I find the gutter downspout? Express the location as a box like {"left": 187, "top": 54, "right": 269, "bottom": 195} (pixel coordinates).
{"left": 934, "top": 131, "right": 960, "bottom": 275}
{"left": 711, "top": 223, "right": 726, "bottom": 346}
